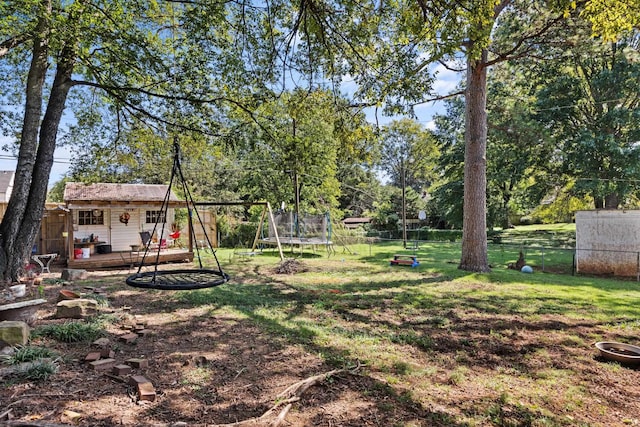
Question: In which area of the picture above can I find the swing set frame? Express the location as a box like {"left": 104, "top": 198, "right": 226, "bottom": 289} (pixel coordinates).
{"left": 197, "top": 201, "right": 285, "bottom": 261}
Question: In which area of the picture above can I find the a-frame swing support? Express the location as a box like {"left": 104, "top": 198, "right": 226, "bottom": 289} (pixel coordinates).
{"left": 126, "top": 139, "right": 229, "bottom": 290}
{"left": 194, "top": 201, "right": 285, "bottom": 261}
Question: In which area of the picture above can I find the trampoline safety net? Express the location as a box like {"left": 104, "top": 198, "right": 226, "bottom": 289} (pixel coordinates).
{"left": 268, "top": 212, "right": 332, "bottom": 244}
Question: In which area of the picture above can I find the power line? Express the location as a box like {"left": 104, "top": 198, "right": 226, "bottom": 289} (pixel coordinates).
{"left": 531, "top": 97, "right": 635, "bottom": 113}
{"left": 0, "top": 154, "right": 72, "bottom": 164}
{"left": 576, "top": 177, "right": 640, "bottom": 184}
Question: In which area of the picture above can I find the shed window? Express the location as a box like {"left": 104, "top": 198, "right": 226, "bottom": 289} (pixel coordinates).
{"left": 146, "top": 210, "right": 166, "bottom": 224}
{"left": 78, "top": 210, "right": 104, "bottom": 225}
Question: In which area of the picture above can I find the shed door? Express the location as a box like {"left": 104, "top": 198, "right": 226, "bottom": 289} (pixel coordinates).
{"left": 41, "top": 211, "right": 67, "bottom": 258}
{"left": 110, "top": 208, "right": 142, "bottom": 251}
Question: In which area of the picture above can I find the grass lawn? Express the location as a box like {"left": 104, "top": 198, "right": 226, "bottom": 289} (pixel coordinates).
{"left": 201, "top": 243, "right": 640, "bottom": 425}
{"left": 3, "top": 240, "right": 639, "bottom": 426}
{"left": 501, "top": 223, "right": 577, "bottom": 233}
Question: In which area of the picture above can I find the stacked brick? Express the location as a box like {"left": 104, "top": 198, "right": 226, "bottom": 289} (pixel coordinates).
{"left": 83, "top": 323, "right": 155, "bottom": 402}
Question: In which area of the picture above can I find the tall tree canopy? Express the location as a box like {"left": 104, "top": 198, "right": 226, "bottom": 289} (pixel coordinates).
{"left": 0, "top": 0, "right": 274, "bottom": 281}
{"left": 532, "top": 35, "right": 640, "bottom": 209}
{"left": 1, "top": 0, "right": 636, "bottom": 281}
{"left": 378, "top": 119, "right": 438, "bottom": 192}
{"left": 1, "top": 0, "right": 170, "bottom": 280}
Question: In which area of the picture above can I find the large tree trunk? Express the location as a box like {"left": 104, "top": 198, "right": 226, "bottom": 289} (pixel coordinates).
{"left": 594, "top": 197, "right": 604, "bottom": 209}
{"left": 459, "top": 49, "right": 490, "bottom": 272}
{"left": 0, "top": 3, "right": 50, "bottom": 284}
{"left": 604, "top": 193, "right": 620, "bottom": 209}
{"left": 500, "top": 182, "right": 512, "bottom": 230}
{"left": 0, "top": 45, "right": 75, "bottom": 283}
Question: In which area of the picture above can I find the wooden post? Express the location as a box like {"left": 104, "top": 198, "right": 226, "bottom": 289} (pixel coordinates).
{"left": 188, "top": 205, "right": 194, "bottom": 252}
{"left": 402, "top": 164, "right": 407, "bottom": 249}
{"left": 266, "top": 202, "right": 285, "bottom": 261}
{"left": 251, "top": 206, "right": 268, "bottom": 253}
{"left": 67, "top": 209, "right": 74, "bottom": 261}
{"left": 212, "top": 211, "right": 218, "bottom": 248}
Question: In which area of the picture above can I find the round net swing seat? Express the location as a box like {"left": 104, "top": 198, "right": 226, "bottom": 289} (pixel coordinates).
{"left": 126, "top": 269, "right": 230, "bottom": 290}
{"left": 125, "top": 139, "right": 229, "bottom": 291}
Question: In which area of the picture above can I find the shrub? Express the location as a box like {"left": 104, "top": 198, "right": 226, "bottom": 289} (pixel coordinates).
{"left": 426, "top": 229, "right": 463, "bottom": 242}
{"left": 5, "top": 346, "right": 57, "bottom": 364}
{"left": 18, "top": 360, "right": 58, "bottom": 382}
{"left": 34, "top": 321, "right": 104, "bottom": 343}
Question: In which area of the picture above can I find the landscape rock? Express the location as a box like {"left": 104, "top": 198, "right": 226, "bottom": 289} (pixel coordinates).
{"left": 0, "top": 320, "right": 29, "bottom": 347}
{"left": 118, "top": 332, "right": 138, "bottom": 343}
{"left": 57, "top": 289, "right": 81, "bottom": 302}
{"left": 61, "top": 269, "right": 89, "bottom": 281}
{"left": 85, "top": 352, "right": 101, "bottom": 362}
{"left": 0, "top": 299, "right": 47, "bottom": 324}
{"left": 55, "top": 298, "right": 98, "bottom": 319}
{"left": 92, "top": 337, "right": 111, "bottom": 347}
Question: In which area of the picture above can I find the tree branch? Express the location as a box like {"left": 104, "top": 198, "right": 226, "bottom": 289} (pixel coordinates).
{"left": 485, "top": 13, "right": 566, "bottom": 67}
{"left": 69, "top": 78, "right": 253, "bottom": 108}
{"left": 0, "top": 33, "right": 30, "bottom": 58}
{"left": 410, "top": 90, "right": 464, "bottom": 107}
{"left": 437, "top": 59, "right": 465, "bottom": 73}
{"left": 208, "top": 365, "right": 362, "bottom": 427}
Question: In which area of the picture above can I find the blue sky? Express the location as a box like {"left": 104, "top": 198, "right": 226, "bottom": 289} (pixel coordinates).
{"left": 0, "top": 136, "right": 72, "bottom": 188}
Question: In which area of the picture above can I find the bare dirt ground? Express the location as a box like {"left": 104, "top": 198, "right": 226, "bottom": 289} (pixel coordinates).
{"left": 1, "top": 264, "right": 428, "bottom": 427}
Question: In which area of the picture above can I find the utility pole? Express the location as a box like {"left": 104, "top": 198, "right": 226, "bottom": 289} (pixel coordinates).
{"left": 292, "top": 118, "right": 300, "bottom": 237}
{"left": 294, "top": 171, "right": 300, "bottom": 235}
{"left": 402, "top": 163, "right": 407, "bottom": 249}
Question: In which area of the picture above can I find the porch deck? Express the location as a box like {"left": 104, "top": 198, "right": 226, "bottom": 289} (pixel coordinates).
{"left": 67, "top": 248, "right": 194, "bottom": 270}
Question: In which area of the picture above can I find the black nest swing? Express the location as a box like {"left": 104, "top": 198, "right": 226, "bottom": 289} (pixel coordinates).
{"left": 126, "top": 139, "right": 229, "bottom": 290}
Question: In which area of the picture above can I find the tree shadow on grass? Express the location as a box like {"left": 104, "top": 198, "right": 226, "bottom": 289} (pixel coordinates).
{"left": 157, "top": 296, "right": 468, "bottom": 426}
{"left": 162, "top": 280, "right": 604, "bottom": 426}
{"left": 172, "top": 270, "right": 636, "bottom": 381}
{"left": 48, "top": 259, "right": 640, "bottom": 425}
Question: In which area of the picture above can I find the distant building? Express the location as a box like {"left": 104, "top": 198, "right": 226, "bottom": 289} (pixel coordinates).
{"left": 0, "top": 170, "right": 15, "bottom": 202}
{"left": 342, "top": 217, "right": 372, "bottom": 229}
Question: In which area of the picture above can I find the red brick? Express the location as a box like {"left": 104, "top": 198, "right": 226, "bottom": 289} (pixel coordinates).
{"left": 88, "top": 358, "right": 116, "bottom": 371}
{"left": 100, "top": 348, "right": 115, "bottom": 358}
{"left": 129, "top": 375, "right": 150, "bottom": 386}
{"left": 112, "top": 364, "right": 132, "bottom": 376}
{"left": 137, "top": 382, "right": 156, "bottom": 402}
{"left": 84, "top": 352, "right": 101, "bottom": 362}
{"left": 118, "top": 333, "right": 138, "bottom": 343}
{"left": 126, "top": 358, "right": 149, "bottom": 369}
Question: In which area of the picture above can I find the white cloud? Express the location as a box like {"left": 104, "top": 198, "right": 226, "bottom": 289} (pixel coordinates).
{"left": 430, "top": 62, "right": 463, "bottom": 95}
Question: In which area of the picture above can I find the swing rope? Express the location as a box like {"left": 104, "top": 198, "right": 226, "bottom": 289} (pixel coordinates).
{"left": 125, "top": 139, "right": 229, "bottom": 290}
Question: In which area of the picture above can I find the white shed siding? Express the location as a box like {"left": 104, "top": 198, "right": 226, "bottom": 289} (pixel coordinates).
{"left": 108, "top": 208, "right": 142, "bottom": 251}
{"left": 71, "top": 206, "right": 178, "bottom": 252}
{"left": 575, "top": 210, "right": 640, "bottom": 276}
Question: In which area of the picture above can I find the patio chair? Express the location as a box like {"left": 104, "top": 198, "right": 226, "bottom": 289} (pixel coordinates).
{"left": 140, "top": 231, "right": 167, "bottom": 250}
{"left": 168, "top": 230, "right": 181, "bottom": 247}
